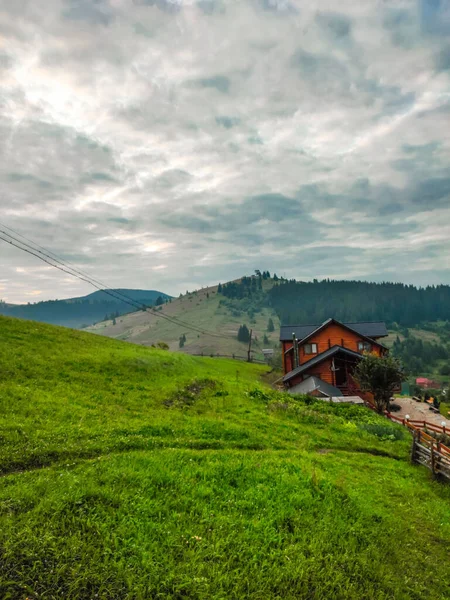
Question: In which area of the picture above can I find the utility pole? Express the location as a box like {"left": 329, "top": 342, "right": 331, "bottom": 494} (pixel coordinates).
{"left": 247, "top": 328, "right": 253, "bottom": 362}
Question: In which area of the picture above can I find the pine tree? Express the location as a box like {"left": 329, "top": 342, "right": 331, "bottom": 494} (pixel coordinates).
{"left": 218, "top": 283, "right": 222, "bottom": 294}
{"left": 267, "top": 318, "right": 275, "bottom": 332}
{"left": 237, "top": 324, "right": 250, "bottom": 343}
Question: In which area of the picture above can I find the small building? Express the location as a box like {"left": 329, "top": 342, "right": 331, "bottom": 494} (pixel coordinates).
{"left": 280, "top": 318, "right": 389, "bottom": 399}
{"left": 261, "top": 348, "right": 274, "bottom": 363}
{"left": 416, "top": 377, "right": 441, "bottom": 390}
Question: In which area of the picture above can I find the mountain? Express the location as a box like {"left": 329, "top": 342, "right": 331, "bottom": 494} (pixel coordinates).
{"left": 1, "top": 315, "right": 449, "bottom": 598}
{"left": 0, "top": 289, "right": 171, "bottom": 329}
{"left": 87, "top": 274, "right": 450, "bottom": 383}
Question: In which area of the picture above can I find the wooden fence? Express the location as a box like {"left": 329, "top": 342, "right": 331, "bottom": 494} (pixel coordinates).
{"left": 376, "top": 409, "right": 450, "bottom": 482}
{"left": 190, "top": 353, "right": 267, "bottom": 365}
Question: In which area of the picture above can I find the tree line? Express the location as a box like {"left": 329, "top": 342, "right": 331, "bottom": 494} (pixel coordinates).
{"left": 268, "top": 279, "right": 450, "bottom": 327}
{"left": 391, "top": 336, "right": 449, "bottom": 376}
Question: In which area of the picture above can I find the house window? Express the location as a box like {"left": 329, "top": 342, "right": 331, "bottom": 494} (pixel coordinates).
{"left": 358, "top": 341, "right": 372, "bottom": 352}
{"left": 304, "top": 343, "right": 318, "bottom": 355}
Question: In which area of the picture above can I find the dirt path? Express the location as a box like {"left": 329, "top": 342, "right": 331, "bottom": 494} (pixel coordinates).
{"left": 391, "top": 397, "right": 447, "bottom": 427}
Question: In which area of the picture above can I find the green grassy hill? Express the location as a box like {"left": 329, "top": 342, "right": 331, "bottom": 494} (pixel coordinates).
{"left": 86, "top": 279, "right": 280, "bottom": 361}
{"left": 2, "top": 316, "right": 450, "bottom": 599}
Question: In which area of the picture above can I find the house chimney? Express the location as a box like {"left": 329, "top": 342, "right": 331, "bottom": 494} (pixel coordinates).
{"left": 292, "top": 333, "right": 299, "bottom": 369}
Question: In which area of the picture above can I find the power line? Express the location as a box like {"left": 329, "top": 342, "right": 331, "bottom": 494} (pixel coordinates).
{"left": 0, "top": 227, "right": 234, "bottom": 340}
{"left": 0, "top": 222, "right": 125, "bottom": 295}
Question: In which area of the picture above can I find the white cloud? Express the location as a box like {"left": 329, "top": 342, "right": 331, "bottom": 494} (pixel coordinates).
{"left": 0, "top": 0, "right": 449, "bottom": 303}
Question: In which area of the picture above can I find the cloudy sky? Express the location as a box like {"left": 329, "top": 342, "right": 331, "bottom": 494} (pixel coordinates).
{"left": 1, "top": 0, "right": 449, "bottom": 303}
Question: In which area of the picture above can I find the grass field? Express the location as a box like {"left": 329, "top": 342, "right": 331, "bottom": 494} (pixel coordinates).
{"left": 1, "top": 316, "right": 450, "bottom": 599}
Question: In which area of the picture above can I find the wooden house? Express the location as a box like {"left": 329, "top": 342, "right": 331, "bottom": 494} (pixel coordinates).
{"left": 280, "top": 319, "right": 388, "bottom": 398}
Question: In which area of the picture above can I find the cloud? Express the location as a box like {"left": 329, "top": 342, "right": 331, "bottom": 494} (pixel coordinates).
{"left": 315, "top": 11, "right": 352, "bottom": 40}
{"left": 436, "top": 46, "right": 450, "bottom": 71}
{"left": 215, "top": 116, "right": 240, "bottom": 128}
{"left": 62, "top": 0, "right": 115, "bottom": 26}
{"left": 0, "top": 0, "right": 449, "bottom": 303}
{"left": 195, "top": 75, "right": 231, "bottom": 93}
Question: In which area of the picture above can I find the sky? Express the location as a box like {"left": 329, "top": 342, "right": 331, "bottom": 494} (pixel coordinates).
{"left": 0, "top": 0, "right": 449, "bottom": 303}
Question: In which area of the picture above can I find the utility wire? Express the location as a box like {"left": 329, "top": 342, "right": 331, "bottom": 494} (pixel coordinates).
{"left": 0, "top": 222, "right": 126, "bottom": 296}
{"left": 0, "top": 228, "right": 234, "bottom": 339}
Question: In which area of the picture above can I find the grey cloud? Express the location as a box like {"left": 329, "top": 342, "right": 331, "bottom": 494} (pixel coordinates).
{"left": 80, "top": 172, "right": 117, "bottom": 184}
{"left": 402, "top": 142, "right": 441, "bottom": 155}
{"left": 410, "top": 177, "right": 450, "bottom": 208}
{"left": 62, "top": 0, "right": 114, "bottom": 26}
{"left": 195, "top": 76, "right": 231, "bottom": 93}
{"left": 420, "top": 0, "right": 450, "bottom": 36}
{"left": 0, "top": 51, "right": 12, "bottom": 70}
{"left": 248, "top": 135, "right": 263, "bottom": 145}
{"left": 291, "top": 49, "right": 347, "bottom": 81}
{"left": 436, "top": 46, "right": 450, "bottom": 71}
{"left": 154, "top": 169, "right": 191, "bottom": 189}
{"left": 133, "top": 0, "right": 182, "bottom": 13}
{"left": 383, "top": 7, "right": 418, "bottom": 48}
{"left": 257, "top": 0, "right": 298, "bottom": 14}
{"left": 215, "top": 116, "right": 240, "bottom": 129}
{"left": 197, "top": 0, "right": 226, "bottom": 15}
{"left": 315, "top": 12, "right": 352, "bottom": 40}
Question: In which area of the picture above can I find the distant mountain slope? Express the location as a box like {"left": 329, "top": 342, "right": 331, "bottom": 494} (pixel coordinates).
{"left": 0, "top": 289, "right": 171, "bottom": 329}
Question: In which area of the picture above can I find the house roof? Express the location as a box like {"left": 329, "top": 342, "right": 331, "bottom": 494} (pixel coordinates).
{"left": 288, "top": 375, "right": 342, "bottom": 398}
{"left": 283, "top": 345, "right": 364, "bottom": 383}
{"left": 279, "top": 320, "right": 388, "bottom": 342}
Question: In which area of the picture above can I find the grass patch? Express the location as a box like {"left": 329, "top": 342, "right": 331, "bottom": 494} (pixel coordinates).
{"left": 1, "top": 316, "right": 450, "bottom": 599}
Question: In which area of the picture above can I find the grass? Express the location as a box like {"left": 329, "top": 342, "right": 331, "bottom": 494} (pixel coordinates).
{"left": 86, "top": 281, "right": 281, "bottom": 360}
{"left": 1, "top": 316, "right": 450, "bottom": 599}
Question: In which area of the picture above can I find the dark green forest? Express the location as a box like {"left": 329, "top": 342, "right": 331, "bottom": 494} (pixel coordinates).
{"left": 269, "top": 279, "right": 450, "bottom": 327}
{"left": 0, "top": 289, "right": 170, "bottom": 329}
{"left": 391, "top": 336, "right": 450, "bottom": 377}
{"left": 218, "top": 275, "right": 450, "bottom": 328}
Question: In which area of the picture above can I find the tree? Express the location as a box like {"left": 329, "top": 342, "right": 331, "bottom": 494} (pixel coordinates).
{"left": 354, "top": 354, "right": 406, "bottom": 413}
{"left": 267, "top": 318, "right": 275, "bottom": 332}
{"left": 112, "top": 317, "right": 116, "bottom": 326}
{"left": 237, "top": 324, "right": 250, "bottom": 343}
{"left": 263, "top": 334, "right": 269, "bottom": 345}
{"left": 179, "top": 333, "right": 186, "bottom": 348}
{"left": 155, "top": 296, "right": 164, "bottom": 306}
{"left": 217, "top": 283, "right": 222, "bottom": 294}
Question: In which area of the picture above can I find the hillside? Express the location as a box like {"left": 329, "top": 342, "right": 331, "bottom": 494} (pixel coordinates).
{"left": 0, "top": 288, "right": 170, "bottom": 328}
{"left": 1, "top": 316, "right": 450, "bottom": 599}
{"left": 87, "top": 278, "right": 280, "bottom": 362}
{"left": 87, "top": 276, "right": 450, "bottom": 382}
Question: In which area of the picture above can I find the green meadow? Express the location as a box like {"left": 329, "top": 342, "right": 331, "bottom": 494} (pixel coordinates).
{"left": 1, "top": 316, "right": 450, "bottom": 599}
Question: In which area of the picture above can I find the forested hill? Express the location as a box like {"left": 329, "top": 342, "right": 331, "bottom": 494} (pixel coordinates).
{"left": 268, "top": 279, "right": 450, "bottom": 326}
{"left": 0, "top": 289, "right": 171, "bottom": 329}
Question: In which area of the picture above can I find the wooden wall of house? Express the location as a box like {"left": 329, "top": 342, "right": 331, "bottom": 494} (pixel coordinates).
{"left": 282, "top": 323, "right": 386, "bottom": 376}
{"left": 297, "top": 323, "right": 383, "bottom": 364}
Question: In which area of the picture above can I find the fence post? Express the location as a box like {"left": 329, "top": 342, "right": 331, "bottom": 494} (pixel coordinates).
{"left": 411, "top": 432, "right": 417, "bottom": 464}
{"left": 431, "top": 444, "right": 436, "bottom": 479}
